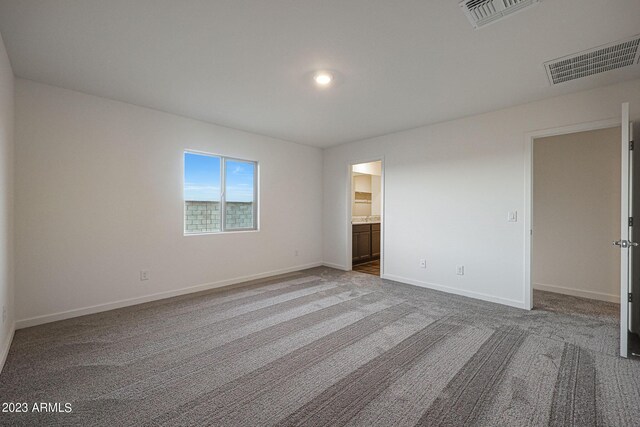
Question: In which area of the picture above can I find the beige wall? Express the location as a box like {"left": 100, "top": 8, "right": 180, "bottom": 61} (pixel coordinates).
{"left": 352, "top": 174, "right": 372, "bottom": 216}
{"left": 371, "top": 175, "right": 382, "bottom": 216}
{"left": 352, "top": 161, "right": 382, "bottom": 218}
{"left": 533, "top": 127, "right": 621, "bottom": 302}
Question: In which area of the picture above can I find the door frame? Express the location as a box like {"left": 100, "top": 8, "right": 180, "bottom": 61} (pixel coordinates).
{"left": 346, "top": 157, "right": 385, "bottom": 274}
{"left": 523, "top": 117, "right": 621, "bottom": 310}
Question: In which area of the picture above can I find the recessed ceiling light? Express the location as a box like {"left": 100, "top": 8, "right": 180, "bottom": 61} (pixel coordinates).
{"left": 313, "top": 71, "right": 333, "bottom": 86}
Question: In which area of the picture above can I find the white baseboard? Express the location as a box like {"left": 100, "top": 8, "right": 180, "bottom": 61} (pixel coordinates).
{"left": 381, "top": 273, "right": 527, "bottom": 310}
{"left": 0, "top": 322, "right": 15, "bottom": 374}
{"left": 533, "top": 282, "right": 619, "bottom": 303}
{"left": 322, "top": 262, "right": 350, "bottom": 271}
{"left": 15, "top": 262, "right": 323, "bottom": 329}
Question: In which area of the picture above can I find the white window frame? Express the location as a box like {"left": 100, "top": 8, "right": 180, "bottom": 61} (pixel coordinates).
{"left": 184, "top": 150, "right": 259, "bottom": 235}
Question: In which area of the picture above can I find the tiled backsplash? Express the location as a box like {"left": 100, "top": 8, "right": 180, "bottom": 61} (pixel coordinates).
{"left": 352, "top": 215, "right": 381, "bottom": 223}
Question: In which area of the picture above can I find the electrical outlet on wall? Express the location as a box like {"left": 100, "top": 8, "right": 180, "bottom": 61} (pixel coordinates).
{"left": 419, "top": 259, "right": 427, "bottom": 269}
{"left": 294, "top": 249, "right": 299, "bottom": 257}
{"left": 2, "top": 306, "right": 6, "bottom": 324}
{"left": 140, "top": 270, "right": 150, "bottom": 281}
{"left": 456, "top": 265, "right": 465, "bottom": 276}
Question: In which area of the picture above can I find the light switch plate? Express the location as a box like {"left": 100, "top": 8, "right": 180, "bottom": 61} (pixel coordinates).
{"left": 508, "top": 211, "right": 518, "bottom": 222}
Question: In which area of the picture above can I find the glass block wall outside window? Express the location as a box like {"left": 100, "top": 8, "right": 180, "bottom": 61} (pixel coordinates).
{"left": 184, "top": 151, "right": 257, "bottom": 234}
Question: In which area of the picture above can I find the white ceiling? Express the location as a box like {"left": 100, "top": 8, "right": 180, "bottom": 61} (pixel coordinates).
{"left": 0, "top": 1, "right": 639, "bottom": 147}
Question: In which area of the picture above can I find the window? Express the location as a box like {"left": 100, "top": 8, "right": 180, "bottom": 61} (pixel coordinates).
{"left": 224, "top": 159, "right": 257, "bottom": 230}
{"left": 184, "top": 151, "right": 257, "bottom": 234}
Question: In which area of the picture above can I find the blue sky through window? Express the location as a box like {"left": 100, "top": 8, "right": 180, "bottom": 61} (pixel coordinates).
{"left": 225, "top": 160, "right": 255, "bottom": 202}
{"left": 184, "top": 152, "right": 254, "bottom": 202}
{"left": 184, "top": 152, "right": 220, "bottom": 201}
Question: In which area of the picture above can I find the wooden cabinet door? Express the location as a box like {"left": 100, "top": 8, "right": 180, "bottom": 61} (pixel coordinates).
{"left": 356, "top": 231, "right": 371, "bottom": 262}
{"left": 352, "top": 233, "right": 358, "bottom": 263}
{"left": 352, "top": 224, "right": 374, "bottom": 265}
{"left": 371, "top": 228, "right": 380, "bottom": 259}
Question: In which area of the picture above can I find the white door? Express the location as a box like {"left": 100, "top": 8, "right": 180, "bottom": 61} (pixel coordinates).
{"left": 625, "top": 119, "right": 640, "bottom": 351}
{"left": 632, "top": 121, "right": 640, "bottom": 342}
{"left": 617, "top": 103, "right": 633, "bottom": 358}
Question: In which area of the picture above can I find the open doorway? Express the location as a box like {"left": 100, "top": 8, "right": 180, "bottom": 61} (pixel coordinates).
{"left": 531, "top": 125, "right": 629, "bottom": 351}
{"left": 526, "top": 108, "right": 638, "bottom": 359}
{"left": 532, "top": 126, "right": 622, "bottom": 305}
{"left": 350, "top": 161, "right": 382, "bottom": 276}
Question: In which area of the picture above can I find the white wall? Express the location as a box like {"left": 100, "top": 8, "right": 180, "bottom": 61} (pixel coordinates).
{"left": 323, "top": 79, "right": 640, "bottom": 308}
{"left": 533, "top": 128, "right": 621, "bottom": 302}
{"left": 15, "top": 79, "right": 323, "bottom": 327}
{"left": 0, "top": 33, "right": 14, "bottom": 368}
{"left": 352, "top": 162, "right": 381, "bottom": 176}
{"left": 371, "top": 175, "right": 381, "bottom": 217}
{"left": 11, "top": 76, "right": 640, "bottom": 328}
{"left": 352, "top": 174, "right": 372, "bottom": 216}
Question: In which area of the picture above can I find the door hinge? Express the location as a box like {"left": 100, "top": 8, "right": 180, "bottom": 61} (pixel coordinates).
{"left": 630, "top": 140, "right": 635, "bottom": 151}
{"left": 630, "top": 217, "right": 634, "bottom": 227}
{"left": 629, "top": 293, "right": 633, "bottom": 303}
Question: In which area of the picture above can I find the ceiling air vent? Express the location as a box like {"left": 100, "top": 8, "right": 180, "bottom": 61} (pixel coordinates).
{"left": 460, "top": 0, "right": 539, "bottom": 29}
{"left": 544, "top": 35, "right": 640, "bottom": 85}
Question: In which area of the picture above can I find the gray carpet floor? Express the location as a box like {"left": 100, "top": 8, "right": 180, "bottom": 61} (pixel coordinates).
{"left": 1, "top": 267, "right": 639, "bottom": 426}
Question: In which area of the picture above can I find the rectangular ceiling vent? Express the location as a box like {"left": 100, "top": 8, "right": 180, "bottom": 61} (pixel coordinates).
{"left": 460, "top": 0, "right": 539, "bottom": 29}
{"left": 544, "top": 35, "right": 640, "bottom": 85}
